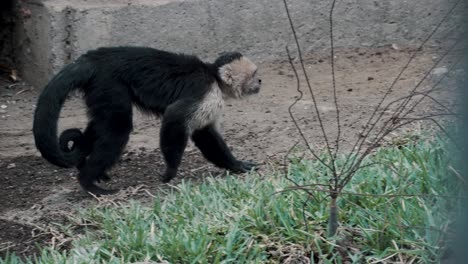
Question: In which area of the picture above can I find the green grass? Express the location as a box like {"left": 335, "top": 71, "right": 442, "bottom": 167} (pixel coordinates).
{"left": 1, "top": 137, "right": 461, "bottom": 263}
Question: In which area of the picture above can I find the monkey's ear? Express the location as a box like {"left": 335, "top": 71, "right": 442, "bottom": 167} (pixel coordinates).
{"left": 219, "top": 65, "right": 233, "bottom": 86}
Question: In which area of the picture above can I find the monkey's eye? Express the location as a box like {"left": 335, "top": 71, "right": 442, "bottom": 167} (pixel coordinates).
{"left": 251, "top": 69, "right": 258, "bottom": 79}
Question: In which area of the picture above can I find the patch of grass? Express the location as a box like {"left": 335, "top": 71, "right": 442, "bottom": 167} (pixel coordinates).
{"left": 1, "top": 137, "right": 461, "bottom": 263}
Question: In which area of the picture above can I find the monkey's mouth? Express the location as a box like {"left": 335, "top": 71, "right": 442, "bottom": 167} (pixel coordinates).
{"left": 250, "top": 86, "right": 261, "bottom": 94}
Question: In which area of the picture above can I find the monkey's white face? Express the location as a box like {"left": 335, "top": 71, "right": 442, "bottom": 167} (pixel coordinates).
{"left": 242, "top": 67, "right": 261, "bottom": 95}
{"left": 219, "top": 57, "right": 262, "bottom": 98}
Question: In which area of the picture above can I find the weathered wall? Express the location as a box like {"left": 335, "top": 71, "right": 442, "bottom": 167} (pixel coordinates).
{"left": 0, "top": 0, "right": 16, "bottom": 66}
{"left": 14, "top": 0, "right": 465, "bottom": 88}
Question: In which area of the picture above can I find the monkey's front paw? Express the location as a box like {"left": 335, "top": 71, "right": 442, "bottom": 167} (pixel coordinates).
{"left": 95, "top": 173, "right": 111, "bottom": 183}
{"left": 240, "top": 161, "right": 258, "bottom": 171}
{"left": 231, "top": 160, "right": 259, "bottom": 173}
{"left": 161, "top": 168, "right": 177, "bottom": 183}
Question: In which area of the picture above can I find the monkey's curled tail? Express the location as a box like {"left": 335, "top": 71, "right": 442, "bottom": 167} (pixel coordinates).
{"left": 33, "top": 60, "right": 93, "bottom": 168}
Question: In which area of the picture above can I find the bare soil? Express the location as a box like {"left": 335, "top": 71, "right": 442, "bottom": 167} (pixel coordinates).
{"left": 0, "top": 47, "right": 457, "bottom": 258}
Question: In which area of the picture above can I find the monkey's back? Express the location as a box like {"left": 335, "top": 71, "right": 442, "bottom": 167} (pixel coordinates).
{"left": 80, "top": 46, "right": 218, "bottom": 114}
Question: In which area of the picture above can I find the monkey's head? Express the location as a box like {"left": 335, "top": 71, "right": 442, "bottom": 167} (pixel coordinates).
{"left": 215, "top": 52, "right": 262, "bottom": 98}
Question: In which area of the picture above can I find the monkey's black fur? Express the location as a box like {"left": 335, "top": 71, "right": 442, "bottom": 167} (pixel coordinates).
{"left": 214, "top": 52, "right": 243, "bottom": 67}
{"left": 33, "top": 47, "right": 258, "bottom": 195}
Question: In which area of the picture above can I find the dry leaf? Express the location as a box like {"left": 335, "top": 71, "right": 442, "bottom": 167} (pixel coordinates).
{"left": 9, "top": 69, "right": 18, "bottom": 82}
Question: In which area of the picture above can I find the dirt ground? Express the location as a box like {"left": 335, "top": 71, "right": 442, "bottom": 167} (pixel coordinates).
{"left": 0, "top": 47, "right": 458, "bottom": 258}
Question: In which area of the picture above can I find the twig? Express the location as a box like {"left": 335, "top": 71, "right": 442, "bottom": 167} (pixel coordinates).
{"left": 285, "top": 47, "right": 332, "bottom": 172}
{"left": 280, "top": 186, "right": 468, "bottom": 199}
{"left": 342, "top": 0, "right": 463, "bottom": 174}
{"left": 282, "top": 0, "right": 336, "bottom": 176}
{"left": 15, "top": 88, "right": 32, "bottom": 96}
{"left": 329, "top": 0, "right": 341, "bottom": 162}
{"left": 390, "top": 34, "right": 465, "bottom": 121}
{"left": 449, "top": 166, "right": 466, "bottom": 186}
{"left": 342, "top": 34, "right": 464, "bottom": 177}
{"left": 399, "top": 51, "right": 466, "bottom": 119}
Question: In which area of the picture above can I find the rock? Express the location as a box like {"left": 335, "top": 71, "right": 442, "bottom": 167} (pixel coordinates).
{"left": 7, "top": 163, "right": 16, "bottom": 169}
{"left": 432, "top": 67, "right": 448, "bottom": 75}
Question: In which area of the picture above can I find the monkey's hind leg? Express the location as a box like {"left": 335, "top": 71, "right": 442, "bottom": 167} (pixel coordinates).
{"left": 159, "top": 106, "right": 190, "bottom": 183}
{"left": 78, "top": 97, "right": 133, "bottom": 195}
{"left": 78, "top": 113, "right": 132, "bottom": 195}
{"left": 77, "top": 120, "right": 110, "bottom": 183}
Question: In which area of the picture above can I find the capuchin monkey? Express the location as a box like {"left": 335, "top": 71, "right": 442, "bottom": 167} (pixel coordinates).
{"left": 32, "top": 47, "right": 262, "bottom": 195}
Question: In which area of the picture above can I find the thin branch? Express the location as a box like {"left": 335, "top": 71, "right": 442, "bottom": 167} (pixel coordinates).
{"left": 340, "top": 119, "right": 424, "bottom": 188}
{"left": 366, "top": 36, "right": 462, "bottom": 151}
{"left": 399, "top": 51, "right": 466, "bottom": 119}
{"left": 282, "top": 0, "right": 337, "bottom": 176}
{"left": 285, "top": 47, "right": 333, "bottom": 172}
{"left": 340, "top": 112, "right": 459, "bottom": 189}
{"left": 366, "top": 40, "right": 463, "bottom": 137}
{"left": 398, "top": 113, "right": 457, "bottom": 120}
{"left": 341, "top": 34, "right": 465, "bottom": 176}
{"left": 329, "top": 0, "right": 341, "bottom": 162}
{"left": 281, "top": 140, "right": 319, "bottom": 199}
{"left": 408, "top": 93, "right": 458, "bottom": 116}
{"left": 349, "top": 36, "right": 463, "bottom": 176}
{"left": 341, "top": 0, "right": 463, "bottom": 173}
{"left": 338, "top": 91, "right": 438, "bottom": 176}
{"left": 390, "top": 35, "right": 465, "bottom": 121}
{"left": 282, "top": 186, "right": 468, "bottom": 199}
{"left": 401, "top": 116, "right": 461, "bottom": 150}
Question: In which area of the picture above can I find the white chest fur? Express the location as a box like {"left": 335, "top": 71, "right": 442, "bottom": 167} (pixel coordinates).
{"left": 189, "top": 83, "right": 224, "bottom": 132}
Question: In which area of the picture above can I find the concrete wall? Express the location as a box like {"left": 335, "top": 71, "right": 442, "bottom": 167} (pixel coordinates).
{"left": 0, "top": 0, "right": 16, "bottom": 66}
{"left": 15, "top": 0, "right": 464, "bottom": 88}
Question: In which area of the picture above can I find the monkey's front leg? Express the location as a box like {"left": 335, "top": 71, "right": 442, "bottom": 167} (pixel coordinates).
{"left": 160, "top": 111, "right": 189, "bottom": 183}
{"left": 191, "top": 124, "right": 258, "bottom": 173}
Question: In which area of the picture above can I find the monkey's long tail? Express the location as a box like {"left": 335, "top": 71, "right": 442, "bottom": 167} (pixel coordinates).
{"left": 33, "top": 59, "right": 93, "bottom": 168}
